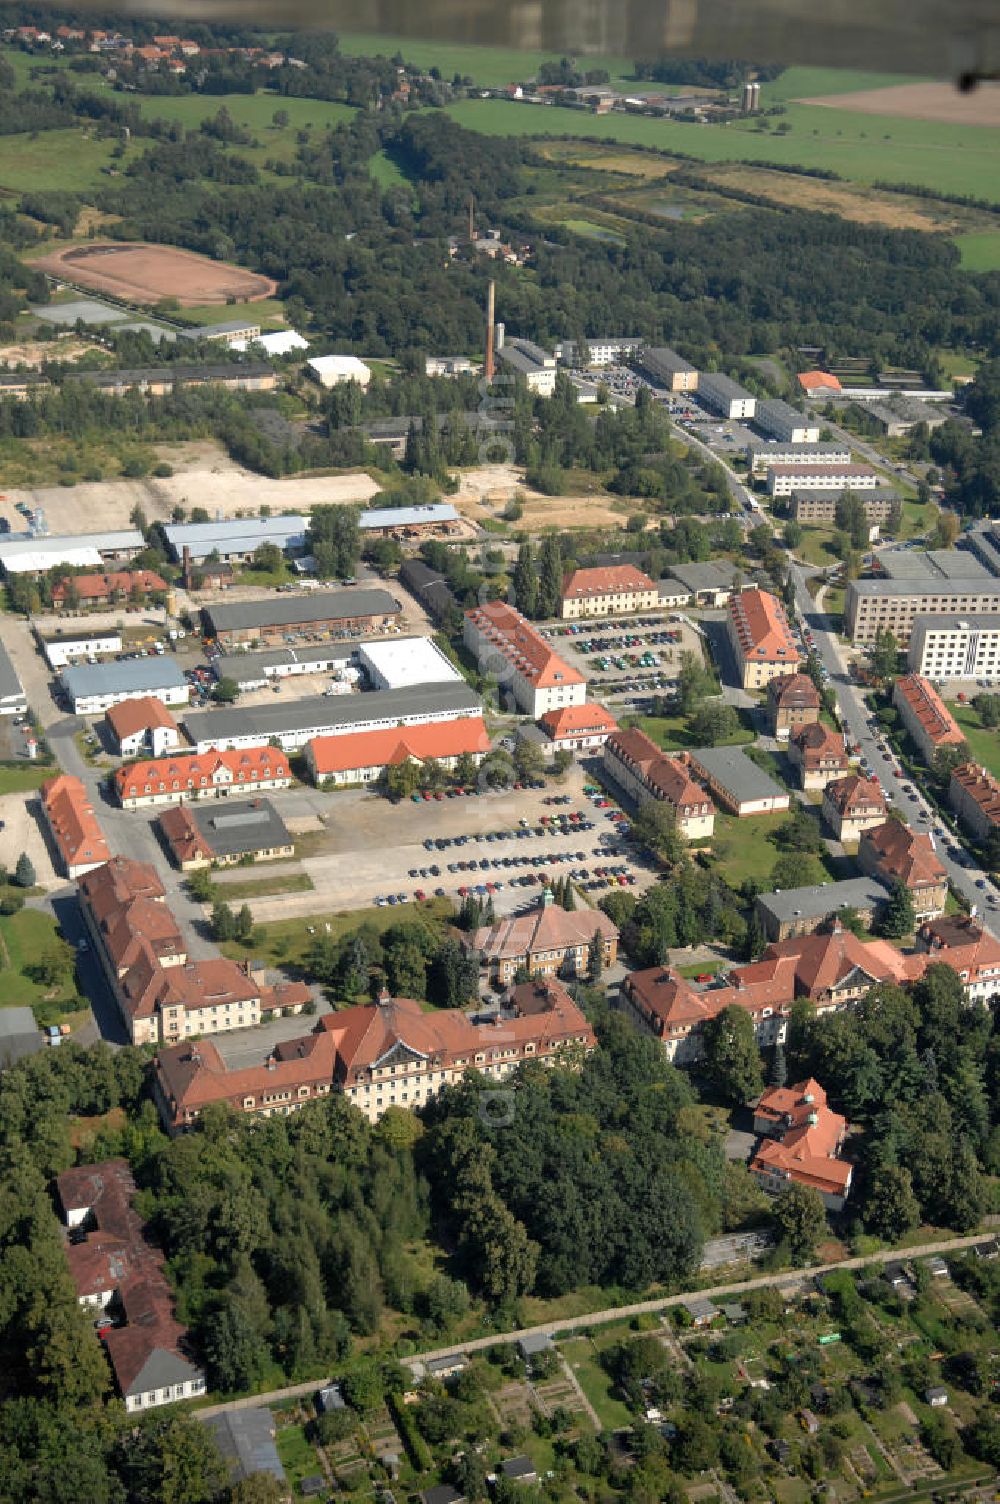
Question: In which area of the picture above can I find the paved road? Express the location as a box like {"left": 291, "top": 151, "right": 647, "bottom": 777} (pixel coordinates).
{"left": 787, "top": 561, "right": 1000, "bottom": 936}
{"left": 194, "top": 1230, "right": 989, "bottom": 1420}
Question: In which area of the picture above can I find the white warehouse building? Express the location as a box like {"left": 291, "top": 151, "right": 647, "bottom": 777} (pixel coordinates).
{"left": 61, "top": 659, "right": 190, "bottom": 715}
{"left": 908, "top": 614, "right": 1000, "bottom": 683}
{"left": 358, "top": 637, "right": 462, "bottom": 691}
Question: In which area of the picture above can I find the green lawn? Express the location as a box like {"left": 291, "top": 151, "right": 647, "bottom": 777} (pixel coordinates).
{"left": 0, "top": 126, "right": 143, "bottom": 193}
{"left": 638, "top": 713, "right": 753, "bottom": 751}
{"left": 209, "top": 871, "right": 315, "bottom": 902}
{"left": 955, "top": 231, "right": 1000, "bottom": 271}
{"left": 181, "top": 298, "right": 288, "bottom": 329}
{"left": 275, "top": 1422, "right": 323, "bottom": 1499}
{"left": 558, "top": 1335, "right": 634, "bottom": 1431}
{"left": 953, "top": 704, "right": 1000, "bottom": 779}
{"left": 0, "top": 763, "right": 54, "bottom": 796}
{"left": 704, "top": 810, "right": 836, "bottom": 892}
{"left": 218, "top": 895, "right": 454, "bottom": 968}
{"left": 368, "top": 148, "right": 414, "bottom": 192}
{"left": 557, "top": 217, "right": 626, "bottom": 242}
{"left": 0, "top": 906, "right": 84, "bottom": 1025}
{"left": 442, "top": 96, "right": 1000, "bottom": 200}
{"left": 129, "top": 89, "right": 356, "bottom": 138}
{"left": 763, "top": 67, "right": 928, "bottom": 102}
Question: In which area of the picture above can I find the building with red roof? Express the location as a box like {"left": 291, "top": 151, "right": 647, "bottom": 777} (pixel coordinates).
{"left": 766, "top": 672, "right": 820, "bottom": 739}
{"left": 56, "top": 1159, "right": 205, "bottom": 1412}
{"left": 539, "top": 702, "right": 619, "bottom": 753}
{"left": 153, "top": 985, "right": 595, "bottom": 1131}
{"left": 797, "top": 370, "right": 842, "bottom": 396}
{"left": 50, "top": 569, "right": 167, "bottom": 607}
{"left": 751, "top": 1079, "right": 852, "bottom": 1210}
{"left": 305, "top": 716, "right": 490, "bottom": 787}
{"left": 603, "top": 728, "right": 715, "bottom": 839}
{"left": 463, "top": 601, "right": 586, "bottom": 716}
{"left": 41, "top": 772, "right": 110, "bottom": 878}
{"left": 822, "top": 774, "right": 887, "bottom": 841}
{"left": 115, "top": 746, "right": 290, "bottom": 809}
{"left": 105, "top": 696, "right": 180, "bottom": 759}
{"left": 468, "top": 889, "right": 618, "bottom": 986}
{"left": 892, "top": 673, "right": 966, "bottom": 766}
{"left": 916, "top": 914, "right": 1000, "bottom": 1004}
{"left": 788, "top": 721, "right": 849, "bottom": 790}
{"left": 859, "top": 820, "right": 948, "bottom": 918}
{"left": 560, "top": 564, "right": 659, "bottom": 619}
{"left": 726, "top": 588, "right": 801, "bottom": 690}
{"left": 949, "top": 762, "right": 1000, "bottom": 842}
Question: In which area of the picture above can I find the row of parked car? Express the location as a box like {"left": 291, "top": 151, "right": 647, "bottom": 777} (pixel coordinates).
{"left": 422, "top": 817, "right": 596, "bottom": 852}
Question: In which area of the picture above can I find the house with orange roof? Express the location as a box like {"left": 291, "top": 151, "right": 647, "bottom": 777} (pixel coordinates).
{"left": 726, "top": 588, "right": 801, "bottom": 690}
{"left": 788, "top": 721, "right": 849, "bottom": 790}
{"left": 766, "top": 673, "right": 820, "bottom": 739}
{"left": 305, "top": 716, "right": 490, "bottom": 788}
{"left": 539, "top": 702, "right": 619, "bottom": 754}
{"left": 822, "top": 774, "right": 887, "bottom": 841}
{"left": 892, "top": 673, "right": 966, "bottom": 766}
{"left": 751, "top": 1078, "right": 852, "bottom": 1210}
{"left": 560, "top": 564, "right": 659, "bottom": 619}
{"left": 916, "top": 915, "right": 1000, "bottom": 1004}
{"left": 51, "top": 569, "right": 167, "bottom": 607}
{"left": 859, "top": 820, "right": 948, "bottom": 918}
{"left": 463, "top": 601, "right": 586, "bottom": 716}
{"left": 115, "top": 746, "right": 290, "bottom": 809}
{"left": 603, "top": 728, "right": 715, "bottom": 839}
{"left": 153, "top": 986, "right": 595, "bottom": 1131}
{"left": 797, "top": 370, "right": 842, "bottom": 397}
{"left": 949, "top": 762, "right": 1000, "bottom": 842}
{"left": 106, "top": 696, "right": 180, "bottom": 759}
{"left": 468, "top": 889, "right": 618, "bottom": 986}
{"left": 41, "top": 773, "right": 110, "bottom": 878}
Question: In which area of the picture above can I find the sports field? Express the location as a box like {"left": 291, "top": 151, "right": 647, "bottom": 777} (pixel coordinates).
{"left": 34, "top": 241, "right": 277, "bottom": 306}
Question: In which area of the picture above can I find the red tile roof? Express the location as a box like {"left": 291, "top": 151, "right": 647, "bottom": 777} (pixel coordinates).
{"left": 157, "top": 806, "right": 212, "bottom": 867}
{"left": 42, "top": 773, "right": 110, "bottom": 874}
{"left": 860, "top": 820, "right": 947, "bottom": 892}
{"left": 561, "top": 564, "right": 656, "bottom": 601}
{"left": 115, "top": 747, "right": 290, "bottom": 804}
{"left": 605, "top": 729, "right": 714, "bottom": 816}
{"left": 950, "top": 763, "right": 1000, "bottom": 830}
{"left": 767, "top": 673, "right": 820, "bottom": 711}
{"left": 465, "top": 601, "right": 584, "bottom": 689}
{"left": 51, "top": 569, "right": 166, "bottom": 603}
{"left": 540, "top": 703, "right": 619, "bottom": 741}
{"left": 893, "top": 674, "right": 965, "bottom": 751}
{"left": 797, "top": 370, "right": 842, "bottom": 393}
{"left": 824, "top": 774, "right": 887, "bottom": 818}
{"left": 308, "top": 717, "right": 490, "bottom": 777}
{"left": 728, "top": 589, "right": 800, "bottom": 664}
{"left": 791, "top": 721, "right": 847, "bottom": 767}
{"left": 106, "top": 696, "right": 177, "bottom": 741}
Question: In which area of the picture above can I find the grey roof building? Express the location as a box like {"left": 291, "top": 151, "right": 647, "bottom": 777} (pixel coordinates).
{"left": 203, "top": 588, "right": 401, "bottom": 639}
{"left": 187, "top": 799, "right": 293, "bottom": 860}
{"left": 184, "top": 680, "right": 483, "bottom": 753}
{"left": 517, "top": 1332, "right": 553, "bottom": 1359}
{"left": 0, "top": 529, "right": 145, "bottom": 574}
{"left": 963, "top": 521, "right": 1000, "bottom": 576}
{"left": 61, "top": 657, "right": 189, "bottom": 711}
{"left": 66, "top": 362, "right": 274, "bottom": 390}
{"left": 639, "top": 345, "right": 698, "bottom": 383}
{"left": 874, "top": 547, "right": 992, "bottom": 582}
{"left": 205, "top": 1408, "right": 287, "bottom": 1490}
{"left": 165, "top": 515, "right": 310, "bottom": 564}
{"left": 755, "top": 876, "right": 892, "bottom": 942}
{"left": 0, "top": 639, "right": 27, "bottom": 715}
{"left": 688, "top": 746, "right": 789, "bottom": 815}
{"left": 754, "top": 398, "right": 818, "bottom": 441}
{"left": 0, "top": 1007, "right": 43, "bottom": 1067}
{"left": 216, "top": 645, "right": 353, "bottom": 689}
{"left": 666, "top": 560, "right": 746, "bottom": 601}
{"left": 697, "top": 372, "right": 756, "bottom": 418}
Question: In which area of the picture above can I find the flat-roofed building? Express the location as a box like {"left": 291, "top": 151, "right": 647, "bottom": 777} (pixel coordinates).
{"left": 203, "top": 587, "right": 402, "bottom": 647}
{"left": 822, "top": 773, "right": 888, "bottom": 841}
{"left": 687, "top": 745, "right": 789, "bottom": 817}
{"left": 788, "top": 722, "right": 849, "bottom": 790}
{"left": 766, "top": 673, "right": 820, "bottom": 739}
{"left": 603, "top": 729, "right": 716, "bottom": 839}
{"left": 159, "top": 799, "right": 294, "bottom": 871}
{"left": 846, "top": 579, "right": 1000, "bottom": 646}
{"left": 41, "top": 773, "right": 110, "bottom": 878}
{"left": 949, "top": 762, "right": 1000, "bottom": 842}
{"left": 41, "top": 631, "right": 122, "bottom": 670}
{"left": 463, "top": 600, "right": 585, "bottom": 717}
{"left": 754, "top": 400, "right": 819, "bottom": 444}
{"left": 746, "top": 441, "right": 850, "bottom": 476}
{"left": 892, "top": 673, "right": 966, "bottom": 765}
{"left": 727, "top": 587, "right": 801, "bottom": 690}
{"left": 306, "top": 354, "right": 371, "bottom": 388}
{"left": 68, "top": 363, "right": 276, "bottom": 396}
{"left": 0, "top": 529, "right": 144, "bottom": 577}
{"left": 755, "top": 876, "right": 891, "bottom": 942}
{"left": 638, "top": 345, "right": 698, "bottom": 392}
{"left": 554, "top": 336, "right": 641, "bottom": 367}
{"left": 184, "top": 681, "right": 483, "bottom": 754}
{"left": 766, "top": 463, "right": 881, "bottom": 497}
{"left": 908, "top": 614, "right": 1000, "bottom": 683}
{"left": 357, "top": 636, "right": 461, "bottom": 690}
{"left": 0, "top": 640, "right": 27, "bottom": 717}
{"left": 791, "top": 489, "right": 899, "bottom": 523}
{"left": 859, "top": 821, "right": 948, "bottom": 918}
{"left": 697, "top": 371, "right": 756, "bottom": 420}
{"left": 560, "top": 563, "right": 659, "bottom": 619}
{"left": 874, "top": 547, "right": 993, "bottom": 583}
{"left": 498, "top": 338, "right": 557, "bottom": 396}
{"left": 306, "top": 716, "right": 491, "bottom": 787}
{"left": 61, "top": 658, "right": 189, "bottom": 715}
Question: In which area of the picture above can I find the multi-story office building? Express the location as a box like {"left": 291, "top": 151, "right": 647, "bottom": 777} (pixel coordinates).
{"left": 463, "top": 600, "right": 586, "bottom": 716}
{"left": 766, "top": 463, "right": 881, "bottom": 497}
{"left": 846, "top": 580, "right": 1000, "bottom": 645}
{"left": 637, "top": 346, "right": 698, "bottom": 392}
{"left": 697, "top": 372, "right": 756, "bottom": 420}
{"left": 790, "top": 489, "right": 899, "bottom": 523}
{"left": 907, "top": 614, "right": 1000, "bottom": 683}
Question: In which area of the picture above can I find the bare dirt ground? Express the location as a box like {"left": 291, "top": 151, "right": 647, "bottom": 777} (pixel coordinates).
{"left": 33, "top": 241, "right": 277, "bottom": 307}
{"left": 703, "top": 165, "right": 958, "bottom": 231}
{"left": 799, "top": 80, "right": 1000, "bottom": 126}
{"left": 0, "top": 792, "right": 60, "bottom": 891}
{"left": 0, "top": 337, "right": 96, "bottom": 369}
{"left": 0, "top": 444, "right": 382, "bottom": 534}
{"left": 452, "top": 463, "right": 628, "bottom": 530}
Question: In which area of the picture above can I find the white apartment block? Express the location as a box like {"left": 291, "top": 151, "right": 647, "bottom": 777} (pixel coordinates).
{"left": 554, "top": 337, "right": 641, "bottom": 367}
{"left": 697, "top": 371, "right": 756, "bottom": 420}
{"left": 766, "top": 464, "right": 881, "bottom": 497}
{"left": 907, "top": 615, "right": 1000, "bottom": 683}
{"left": 754, "top": 399, "right": 820, "bottom": 444}
{"left": 747, "top": 442, "right": 851, "bottom": 475}
{"left": 463, "top": 601, "right": 586, "bottom": 717}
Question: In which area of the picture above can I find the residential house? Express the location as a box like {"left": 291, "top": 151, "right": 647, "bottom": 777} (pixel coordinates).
{"left": 858, "top": 821, "right": 948, "bottom": 918}
{"left": 41, "top": 773, "right": 110, "bottom": 878}
{"left": 750, "top": 1078, "right": 852, "bottom": 1211}
{"left": 603, "top": 729, "right": 715, "bottom": 839}
{"left": 468, "top": 890, "right": 618, "bottom": 986}
{"left": 766, "top": 673, "right": 820, "bottom": 739}
{"left": 915, "top": 914, "right": 1000, "bottom": 1004}
{"left": 822, "top": 774, "right": 888, "bottom": 841}
{"left": 892, "top": 673, "right": 966, "bottom": 766}
{"left": 949, "top": 762, "right": 1000, "bottom": 842}
{"left": 539, "top": 702, "right": 619, "bottom": 754}
{"left": 106, "top": 697, "right": 181, "bottom": 759}
{"left": 788, "top": 722, "right": 849, "bottom": 790}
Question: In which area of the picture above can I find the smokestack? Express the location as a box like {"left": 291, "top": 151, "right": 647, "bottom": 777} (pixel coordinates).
{"left": 182, "top": 544, "right": 191, "bottom": 588}
{"left": 485, "top": 280, "right": 496, "bottom": 381}
{"left": 468, "top": 194, "right": 475, "bottom": 243}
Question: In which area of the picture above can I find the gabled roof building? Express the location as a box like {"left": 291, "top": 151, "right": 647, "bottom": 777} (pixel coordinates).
{"left": 560, "top": 564, "right": 659, "bottom": 619}
{"left": 306, "top": 717, "right": 490, "bottom": 787}
{"left": 788, "top": 722, "right": 849, "bottom": 790}
{"left": 766, "top": 673, "right": 820, "bottom": 738}
{"left": 41, "top": 773, "right": 110, "bottom": 878}
{"left": 727, "top": 588, "right": 801, "bottom": 690}
{"left": 602, "top": 728, "right": 715, "bottom": 839}
{"left": 463, "top": 601, "right": 585, "bottom": 717}
{"left": 751, "top": 1079, "right": 852, "bottom": 1211}
{"left": 858, "top": 821, "right": 948, "bottom": 918}
{"left": 468, "top": 891, "right": 618, "bottom": 986}
{"left": 822, "top": 774, "right": 888, "bottom": 841}
{"left": 115, "top": 747, "right": 291, "bottom": 809}
{"left": 892, "top": 673, "right": 966, "bottom": 766}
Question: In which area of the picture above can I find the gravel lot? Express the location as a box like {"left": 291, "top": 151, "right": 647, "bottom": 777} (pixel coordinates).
{"left": 0, "top": 790, "right": 61, "bottom": 891}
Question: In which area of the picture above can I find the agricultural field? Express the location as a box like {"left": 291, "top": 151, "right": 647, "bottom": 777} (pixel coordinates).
{"left": 954, "top": 231, "right": 1000, "bottom": 272}
{"left": 0, "top": 126, "right": 143, "bottom": 194}
{"left": 336, "top": 32, "right": 639, "bottom": 91}
{"left": 126, "top": 87, "right": 357, "bottom": 140}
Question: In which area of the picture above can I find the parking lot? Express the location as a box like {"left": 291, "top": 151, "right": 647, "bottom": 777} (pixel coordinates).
{"left": 539, "top": 615, "right": 706, "bottom": 708}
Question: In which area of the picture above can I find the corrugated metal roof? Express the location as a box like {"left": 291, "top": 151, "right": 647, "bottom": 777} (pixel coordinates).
{"left": 62, "top": 658, "right": 188, "bottom": 698}
{"left": 204, "top": 588, "right": 400, "bottom": 634}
